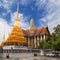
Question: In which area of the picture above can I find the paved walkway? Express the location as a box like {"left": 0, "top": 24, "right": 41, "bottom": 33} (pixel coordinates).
{"left": 0, "top": 56, "right": 60, "bottom": 60}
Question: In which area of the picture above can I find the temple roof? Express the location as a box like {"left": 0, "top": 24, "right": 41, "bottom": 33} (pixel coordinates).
{"left": 22, "top": 26, "right": 50, "bottom": 36}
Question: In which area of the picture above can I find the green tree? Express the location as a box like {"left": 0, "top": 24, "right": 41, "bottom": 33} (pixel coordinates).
{"left": 39, "top": 25, "right": 60, "bottom": 50}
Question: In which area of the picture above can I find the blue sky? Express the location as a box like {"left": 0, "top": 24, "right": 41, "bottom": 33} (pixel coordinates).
{"left": 0, "top": 0, "right": 60, "bottom": 42}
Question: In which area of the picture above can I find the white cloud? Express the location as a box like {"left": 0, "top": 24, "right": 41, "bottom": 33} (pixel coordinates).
{"left": 0, "top": 0, "right": 15, "bottom": 17}
{"left": 48, "top": 12, "right": 60, "bottom": 33}
{"left": 35, "top": 0, "right": 47, "bottom": 10}
{"left": 0, "top": 18, "right": 12, "bottom": 43}
{"left": 40, "top": 18, "right": 47, "bottom": 22}
{"left": 36, "top": 0, "right": 60, "bottom": 33}
{"left": 48, "top": 17, "right": 60, "bottom": 33}
{"left": 20, "top": 0, "right": 29, "bottom": 5}
{"left": 49, "top": 0, "right": 60, "bottom": 6}
{"left": 2, "top": 13, "right": 7, "bottom": 16}
{"left": 20, "top": 0, "right": 34, "bottom": 6}
{"left": 2, "top": 0, "right": 15, "bottom": 9}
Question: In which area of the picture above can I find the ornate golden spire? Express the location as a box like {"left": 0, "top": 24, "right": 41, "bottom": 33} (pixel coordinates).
{"left": 3, "top": 1, "right": 27, "bottom": 47}
{"left": 16, "top": 2, "right": 19, "bottom": 20}
{"left": 30, "top": 18, "right": 36, "bottom": 30}
{"left": 14, "top": 2, "right": 20, "bottom": 27}
{"left": 29, "top": 18, "right": 36, "bottom": 34}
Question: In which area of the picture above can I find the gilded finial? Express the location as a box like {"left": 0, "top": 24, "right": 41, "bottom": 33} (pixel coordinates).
{"left": 29, "top": 18, "right": 36, "bottom": 34}
{"left": 16, "top": 1, "right": 19, "bottom": 20}
{"left": 14, "top": 0, "right": 20, "bottom": 27}
{"left": 30, "top": 18, "right": 35, "bottom": 29}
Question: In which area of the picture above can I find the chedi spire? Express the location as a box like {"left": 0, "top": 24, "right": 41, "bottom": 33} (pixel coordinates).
{"left": 30, "top": 18, "right": 36, "bottom": 30}
{"left": 1, "top": 1, "right": 27, "bottom": 47}
{"left": 14, "top": 2, "right": 20, "bottom": 27}
{"left": 29, "top": 18, "right": 36, "bottom": 35}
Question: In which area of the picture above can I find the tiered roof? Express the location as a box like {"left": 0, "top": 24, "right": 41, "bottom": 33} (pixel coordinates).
{"left": 22, "top": 26, "right": 50, "bottom": 36}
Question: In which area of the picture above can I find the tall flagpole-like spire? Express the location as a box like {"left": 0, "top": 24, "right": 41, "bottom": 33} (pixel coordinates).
{"left": 14, "top": 0, "right": 20, "bottom": 27}
{"left": 16, "top": 1, "right": 19, "bottom": 20}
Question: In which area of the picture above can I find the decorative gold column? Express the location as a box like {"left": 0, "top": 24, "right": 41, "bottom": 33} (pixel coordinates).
{"left": 45, "top": 35, "right": 47, "bottom": 39}
{"left": 34, "top": 36, "right": 36, "bottom": 48}
{"left": 37, "top": 36, "right": 40, "bottom": 46}
{"left": 31, "top": 37, "right": 33, "bottom": 48}
{"left": 43, "top": 34, "right": 45, "bottom": 41}
{"left": 40, "top": 35, "right": 42, "bottom": 42}
{"left": 28, "top": 37, "right": 30, "bottom": 48}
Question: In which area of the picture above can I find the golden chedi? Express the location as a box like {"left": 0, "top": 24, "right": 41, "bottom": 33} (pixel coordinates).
{"left": 1, "top": 9, "right": 27, "bottom": 47}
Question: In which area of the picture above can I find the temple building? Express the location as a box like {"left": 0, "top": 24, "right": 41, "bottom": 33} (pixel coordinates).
{"left": 1, "top": 18, "right": 50, "bottom": 49}
{"left": 22, "top": 19, "right": 50, "bottom": 48}
{"left": 1, "top": 3, "right": 50, "bottom": 49}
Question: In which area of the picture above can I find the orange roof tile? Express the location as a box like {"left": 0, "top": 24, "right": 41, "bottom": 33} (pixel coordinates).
{"left": 22, "top": 26, "right": 50, "bottom": 36}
